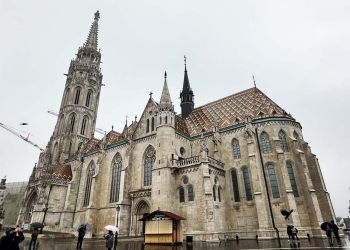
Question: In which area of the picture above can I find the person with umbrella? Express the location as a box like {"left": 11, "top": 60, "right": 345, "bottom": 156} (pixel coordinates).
{"left": 321, "top": 222, "right": 333, "bottom": 246}
{"left": 330, "top": 220, "right": 341, "bottom": 245}
{"left": 104, "top": 230, "right": 114, "bottom": 250}
{"left": 28, "top": 227, "right": 39, "bottom": 250}
{"left": 77, "top": 224, "right": 87, "bottom": 249}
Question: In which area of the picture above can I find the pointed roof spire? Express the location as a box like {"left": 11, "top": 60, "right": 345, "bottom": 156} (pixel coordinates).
{"left": 159, "top": 71, "right": 173, "bottom": 111}
{"left": 84, "top": 11, "right": 100, "bottom": 50}
{"left": 183, "top": 56, "right": 191, "bottom": 92}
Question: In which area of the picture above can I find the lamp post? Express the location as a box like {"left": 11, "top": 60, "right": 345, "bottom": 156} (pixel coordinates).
{"left": 114, "top": 205, "right": 120, "bottom": 250}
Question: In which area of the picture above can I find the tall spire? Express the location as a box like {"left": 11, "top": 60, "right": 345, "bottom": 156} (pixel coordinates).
{"left": 84, "top": 11, "right": 100, "bottom": 50}
{"left": 180, "top": 56, "right": 194, "bottom": 117}
{"left": 159, "top": 71, "right": 173, "bottom": 111}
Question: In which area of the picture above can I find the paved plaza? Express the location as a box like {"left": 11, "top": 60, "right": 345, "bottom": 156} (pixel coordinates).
{"left": 13, "top": 237, "right": 350, "bottom": 250}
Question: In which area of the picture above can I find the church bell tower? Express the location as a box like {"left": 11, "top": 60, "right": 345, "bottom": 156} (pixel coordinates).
{"left": 48, "top": 11, "right": 103, "bottom": 163}
{"left": 180, "top": 59, "right": 194, "bottom": 117}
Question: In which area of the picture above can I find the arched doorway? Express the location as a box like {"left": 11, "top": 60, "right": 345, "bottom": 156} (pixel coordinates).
{"left": 24, "top": 191, "right": 37, "bottom": 223}
{"left": 133, "top": 200, "right": 150, "bottom": 236}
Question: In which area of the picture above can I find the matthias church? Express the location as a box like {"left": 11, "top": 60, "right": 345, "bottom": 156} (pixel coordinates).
{"left": 18, "top": 11, "right": 335, "bottom": 240}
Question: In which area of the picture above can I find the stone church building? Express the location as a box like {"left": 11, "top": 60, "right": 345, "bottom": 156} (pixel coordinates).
{"left": 17, "top": 12, "right": 335, "bottom": 240}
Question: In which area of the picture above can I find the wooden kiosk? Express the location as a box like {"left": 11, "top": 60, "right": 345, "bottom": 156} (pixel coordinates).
{"left": 139, "top": 210, "right": 185, "bottom": 245}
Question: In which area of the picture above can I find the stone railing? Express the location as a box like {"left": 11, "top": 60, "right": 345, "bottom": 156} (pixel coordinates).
{"left": 176, "top": 156, "right": 200, "bottom": 168}
{"left": 208, "top": 156, "right": 225, "bottom": 169}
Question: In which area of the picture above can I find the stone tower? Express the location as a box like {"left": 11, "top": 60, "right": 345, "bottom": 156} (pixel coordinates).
{"left": 48, "top": 11, "right": 103, "bottom": 163}
{"left": 152, "top": 72, "right": 176, "bottom": 211}
{"left": 180, "top": 63, "right": 194, "bottom": 117}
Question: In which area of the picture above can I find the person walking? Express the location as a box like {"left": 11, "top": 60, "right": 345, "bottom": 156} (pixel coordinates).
{"left": 0, "top": 227, "right": 25, "bottom": 250}
{"left": 104, "top": 230, "right": 114, "bottom": 250}
{"left": 330, "top": 220, "right": 341, "bottom": 245}
{"left": 77, "top": 224, "right": 87, "bottom": 249}
{"left": 28, "top": 227, "right": 39, "bottom": 250}
{"left": 325, "top": 222, "right": 333, "bottom": 246}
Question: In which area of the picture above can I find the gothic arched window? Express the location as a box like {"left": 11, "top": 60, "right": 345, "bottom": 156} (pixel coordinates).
{"left": 81, "top": 116, "right": 88, "bottom": 135}
{"left": 86, "top": 90, "right": 93, "bottom": 107}
{"left": 218, "top": 187, "right": 222, "bottom": 202}
{"left": 179, "top": 187, "right": 185, "bottom": 202}
{"left": 232, "top": 138, "right": 241, "bottom": 159}
{"left": 242, "top": 166, "right": 253, "bottom": 201}
{"left": 110, "top": 153, "right": 122, "bottom": 203}
{"left": 231, "top": 168, "right": 240, "bottom": 202}
{"left": 74, "top": 87, "right": 81, "bottom": 105}
{"left": 165, "top": 116, "right": 168, "bottom": 124}
{"left": 188, "top": 185, "right": 194, "bottom": 201}
{"left": 151, "top": 117, "right": 155, "bottom": 131}
{"left": 213, "top": 185, "right": 216, "bottom": 201}
{"left": 279, "top": 130, "right": 289, "bottom": 152}
{"left": 260, "top": 132, "right": 272, "bottom": 154}
{"left": 69, "top": 113, "right": 76, "bottom": 133}
{"left": 287, "top": 162, "right": 299, "bottom": 197}
{"left": 267, "top": 164, "right": 280, "bottom": 198}
{"left": 146, "top": 119, "right": 150, "bottom": 133}
{"left": 144, "top": 146, "right": 156, "bottom": 186}
{"left": 83, "top": 162, "right": 95, "bottom": 207}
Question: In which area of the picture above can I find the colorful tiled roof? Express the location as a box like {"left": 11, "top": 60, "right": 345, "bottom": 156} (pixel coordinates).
{"left": 176, "top": 87, "right": 293, "bottom": 136}
{"left": 52, "top": 164, "right": 72, "bottom": 180}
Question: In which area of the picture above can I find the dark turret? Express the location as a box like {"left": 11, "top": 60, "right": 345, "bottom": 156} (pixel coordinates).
{"left": 180, "top": 62, "right": 194, "bottom": 117}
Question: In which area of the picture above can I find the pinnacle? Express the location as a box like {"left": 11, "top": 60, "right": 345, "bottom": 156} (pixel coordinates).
{"left": 84, "top": 11, "right": 100, "bottom": 50}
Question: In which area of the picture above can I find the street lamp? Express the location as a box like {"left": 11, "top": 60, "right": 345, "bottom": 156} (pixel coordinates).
{"left": 114, "top": 205, "right": 121, "bottom": 250}
{"left": 116, "top": 205, "right": 120, "bottom": 227}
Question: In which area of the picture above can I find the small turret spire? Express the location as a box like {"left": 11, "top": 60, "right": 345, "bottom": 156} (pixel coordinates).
{"left": 159, "top": 71, "right": 173, "bottom": 111}
{"left": 84, "top": 11, "right": 100, "bottom": 50}
{"left": 180, "top": 56, "right": 194, "bottom": 117}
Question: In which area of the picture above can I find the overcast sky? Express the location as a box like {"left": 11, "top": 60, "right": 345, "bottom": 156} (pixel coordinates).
{"left": 0, "top": 0, "right": 349, "bottom": 217}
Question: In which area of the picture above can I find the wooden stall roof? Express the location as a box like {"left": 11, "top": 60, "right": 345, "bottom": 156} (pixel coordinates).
{"left": 139, "top": 210, "right": 186, "bottom": 221}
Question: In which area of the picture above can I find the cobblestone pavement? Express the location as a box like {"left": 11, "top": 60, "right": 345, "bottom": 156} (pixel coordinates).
{"left": 16, "top": 237, "right": 350, "bottom": 250}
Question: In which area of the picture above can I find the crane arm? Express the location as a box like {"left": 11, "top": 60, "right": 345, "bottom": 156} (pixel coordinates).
{"left": 0, "top": 122, "right": 45, "bottom": 152}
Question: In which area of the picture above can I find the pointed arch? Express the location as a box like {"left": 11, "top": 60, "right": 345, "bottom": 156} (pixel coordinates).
{"left": 68, "top": 113, "right": 76, "bottom": 133}
{"left": 279, "top": 130, "right": 289, "bottom": 152}
{"left": 242, "top": 166, "right": 253, "bottom": 201}
{"left": 74, "top": 87, "right": 81, "bottom": 104}
{"left": 232, "top": 138, "right": 241, "bottom": 159}
{"left": 286, "top": 161, "right": 299, "bottom": 197}
{"left": 146, "top": 119, "right": 150, "bottom": 133}
{"left": 188, "top": 185, "right": 194, "bottom": 201}
{"left": 135, "top": 199, "right": 151, "bottom": 215}
{"left": 83, "top": 161, "right": 95, "bottom": 207}
{"left": 213, "top": 185, "right": 216, "bottom": 201}
{"left": 143, "top": 146, "right": 156, "bottom": 186}
{"left": 110, "top": 153, "right": 122, "bottom": 203}
{"left": 151, "top": 117, "right": 155, "bottom": 131}
{"left": 260, "top": 131, "right": 272, "bottom": 154}
{"left": 267, "top": 163, "right": 280, "bottom": 198}
{"left": 231, "top": 168, "right": 240, "bottom": 202}
{"left": 179, "top": 186, "right": 185, "bottom": 202}
{"left": 81, "top": 116, "right": 88, "bottom": 135}
{"left": 85, "top": 89, "right": 93, "bottom": 107}
{"left": 58, "top": 114, "right": 65, "bottom": 134}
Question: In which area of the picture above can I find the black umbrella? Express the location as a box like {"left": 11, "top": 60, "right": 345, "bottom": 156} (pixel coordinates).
{"left": 280, "top": 209, "right": 293, "bottom": 220}
{"left": 320, "top": 222, "right": 331, "bottom": 231}
{"left": 30, "top": 222, "right": 44, "bottom": 228}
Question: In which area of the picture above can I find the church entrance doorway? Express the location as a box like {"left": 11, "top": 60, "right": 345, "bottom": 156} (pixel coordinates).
{"left": 133, "top": 200, "right": 150, "bottom": 236}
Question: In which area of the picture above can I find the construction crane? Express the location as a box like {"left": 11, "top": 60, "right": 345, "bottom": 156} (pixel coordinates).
{"left": 47, "top": 110, "right": 107, "bottom": 135}
{"left": 0, "top": 122, "right": 45, "bottom": 152}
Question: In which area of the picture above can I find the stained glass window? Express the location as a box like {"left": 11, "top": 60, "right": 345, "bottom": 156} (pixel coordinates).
{"left": 242, "top": 166, "right": 253, "bottom": 201}
{"left": 287, "top": 162, "right": 299, "bottom": 197}
{"left": 232, "top": 139, "right": 241, "bottom": 159}
{"left": 260, "top": 132, "right": 272, "bottom": 154}
{"left": 110, "top": 153, "right": 122, "bottom": 203}
{"left": 144, "top": 146, "right": 156, "bottom": 186}
{"left": 231, "top": 168, "right": 240, "bottom": 202}
{"left": 279, "top": 130, "right": 289, "bottom": 152}
{"left": 267, "top": 164, "right": 280, "bottom": 198}
{"left": 83, "top": 162, "right": 95, "bottom": 207}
